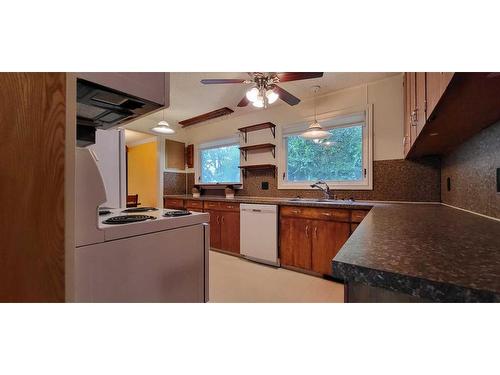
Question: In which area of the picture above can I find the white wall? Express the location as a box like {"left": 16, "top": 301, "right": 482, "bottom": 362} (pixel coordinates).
{"left": 184, "top": 74, "right": 404, "bottom": 164}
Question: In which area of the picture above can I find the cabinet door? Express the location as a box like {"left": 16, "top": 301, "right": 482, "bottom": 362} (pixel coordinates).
{"left": 415, "top": 72, "right": 427, "bottom": 136}
{"left": 311, "top": 220, "right": 351, "bottom": 275}
{"left": 279, "top": 217, "right": 312, "bottom": 270}
{"left": 204, "top": 209, "right": 221, "bottom": 249}
{"left": 220, "top": 211, "right": 240, "bottom": 254}
{"left": 403, "top": 73, "right": 412, "bottom": 156}
{"left": 425, "top": 72, "right": 442, "bottom": 119}
{"left": 440, "top": 72, "right": 454, "bottom": 92}
{"left": 408, "top": 72, "right": 418, "bottom": 144}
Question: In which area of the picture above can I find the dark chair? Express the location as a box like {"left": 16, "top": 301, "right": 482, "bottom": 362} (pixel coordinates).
{"left": 126, "top": 194, "right": 139, "bottom": 208}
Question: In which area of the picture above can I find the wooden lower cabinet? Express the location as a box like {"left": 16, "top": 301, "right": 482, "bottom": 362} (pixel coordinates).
{"left": 280, "top": 208, "right": 356, "bottom": 276}
{"left": 203, "top": 201, "right": 240, "bottom": 254}
{"left": 280, "top": 217, "right": 312, "bottom": 270}
{"left": 204, "top": 209, "right": 221, "bottom": 249}
{"left": 220, "top": 211, "right": 240, "bottom": 254}
{"left": 311, "top": 220, "right": 350, "bottom": 275}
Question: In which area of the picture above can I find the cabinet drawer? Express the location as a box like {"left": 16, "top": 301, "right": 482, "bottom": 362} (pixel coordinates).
{"left": 164, "top": 198, "right": 184, "bottom": 209}
{"left": 351, "top": 210, "right": 369, "bottom": 223}
{"left": 218, "top": 202, "right": 240, "bottom": 212}
{"left": 280, "top": 206, "right": 350, "bottom": 222}
{"left": 185, "top": 199, "right": 203, "bottom": 209}
{"left": 203, "top": 201, "right": 221, "bottom": 210}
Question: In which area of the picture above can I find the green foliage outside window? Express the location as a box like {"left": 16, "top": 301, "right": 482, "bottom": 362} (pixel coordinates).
{"left": 200, "top": 144, "right": 240, "bottom": 183}
{"left": 286, "top": 125, "right": 363, "bottom": 182}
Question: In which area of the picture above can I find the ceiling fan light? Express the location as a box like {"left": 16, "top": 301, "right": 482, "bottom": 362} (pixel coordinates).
{"left": 246, "top": 87, "right": 259, "bottom": 102}
{"left": 266, "top": 89, "right": 279, "bottom": 104}
{"left": 252, "top": 98, "right": 264, "bottom": 108}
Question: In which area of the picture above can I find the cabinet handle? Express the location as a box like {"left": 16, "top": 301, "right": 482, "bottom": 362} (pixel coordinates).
{"left": 321, "top": 212, "right": 332, "bottom": 216}
{"left": 221, "top": 216, "right": 225, "bottom": 224}
{"left": 216, "top": 216, "right": 220, "bottom": 224}
{"left": 314, "top": 227, "right": 318, "bottom": 239}
{"left": 305, "top": 225, "right": 309, "bottom": 238}
{"left": 291, "top": 210, "right": 301, "bottom": 214}
{"left": 411, "top": 109, "right": 418, "bottom": 126}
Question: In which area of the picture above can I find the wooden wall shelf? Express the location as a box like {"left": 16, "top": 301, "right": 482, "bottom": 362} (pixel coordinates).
{"left": 238, "top": 122, "right": 276, "bottom": 143}
{"left": 239, "top": 143, "right": 276, "bottom": 160}
{"left": 238, "top": 164, "right": 276, "bottom": 177}
{"left": 407, "top": 73, "right": 500, "bottom": 158}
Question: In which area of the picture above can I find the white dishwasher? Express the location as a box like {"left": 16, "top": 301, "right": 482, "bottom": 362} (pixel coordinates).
{"left": 240, "top": 204, "right": 278, "bottom": 266}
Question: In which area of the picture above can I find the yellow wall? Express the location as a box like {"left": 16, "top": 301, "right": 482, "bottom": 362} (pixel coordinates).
{"left": 127, "top": 141, "right": 158, "bottom": 207}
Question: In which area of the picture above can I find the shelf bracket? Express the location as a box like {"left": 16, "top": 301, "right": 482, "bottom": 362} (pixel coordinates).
{"left": 270, "top": 126, "right": 275, "bottom": 139}
{"left": 271, "top": 147, "right": 275, "bottom": 159}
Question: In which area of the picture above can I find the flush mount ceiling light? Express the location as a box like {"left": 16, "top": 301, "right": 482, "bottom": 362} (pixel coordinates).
{"left": 300, "top": 86, "right": 330, "bottom": 142}
{"left": 151, "top": 111, "right": 175, "bottom": 134}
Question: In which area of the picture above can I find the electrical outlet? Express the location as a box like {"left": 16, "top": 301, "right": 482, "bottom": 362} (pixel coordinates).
{"left": 447, "top": 177, "right": 451, "bottom": 192}
{"left": 261, "top": 181, "right": 269, "bottom": 190}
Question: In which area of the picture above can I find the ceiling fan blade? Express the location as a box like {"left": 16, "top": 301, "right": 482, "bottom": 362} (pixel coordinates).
{"left": 274, "top": 85, "right": 300, "bottom": 106}
{"left": 276, "top": 72, "right": 324, "bottom": 82}
{"left": 200, "top": 79, "right": 247, "bottom": 85}
{"left": 237, "top": 95, "right": 250, "bottom": 107}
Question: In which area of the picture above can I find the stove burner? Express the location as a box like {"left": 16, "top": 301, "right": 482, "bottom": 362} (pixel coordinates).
{"left": 122, "top": 207, "right": 159, "bottom": 213}
{"left": 99, "top": 210, "right": 112, "bottom": 216}
{"left": 163, "top": 210, "right": 192, "bottom": 217}
{"left": 103, "top": 215, "right": 156, "bottom": 225}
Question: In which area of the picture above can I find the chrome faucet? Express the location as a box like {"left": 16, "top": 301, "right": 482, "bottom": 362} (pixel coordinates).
{"left": 310, "top": 180, "right": 331, "bottom": 199}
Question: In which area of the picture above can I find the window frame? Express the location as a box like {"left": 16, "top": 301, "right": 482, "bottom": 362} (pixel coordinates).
{"left": 278, "top": 105, "right": 373, "bottom": 190}
{"left": 195, "top": 137, "right": 242, "bottom": 185}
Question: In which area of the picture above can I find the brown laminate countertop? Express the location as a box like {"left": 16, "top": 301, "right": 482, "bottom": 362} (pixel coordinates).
{"left": 164, "top": 194, "right": 375, "bottom": 210}
{"left": 333, "top": 204, "right": 500, "bottom": 302}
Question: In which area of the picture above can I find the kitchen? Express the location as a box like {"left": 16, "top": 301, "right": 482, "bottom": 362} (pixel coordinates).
{"left": 1, "top": 3, "right": 499, "bottom": 374}
{"left": 1, "top": 71, "right": 499, "bottom": 303}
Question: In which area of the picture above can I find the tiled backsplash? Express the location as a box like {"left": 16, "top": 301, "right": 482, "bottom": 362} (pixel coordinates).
{"left": 170, "top": 157, "right": 442, "bottom": 202}
{"left": 441, "top": 121, "right": 500, "bottom": 219}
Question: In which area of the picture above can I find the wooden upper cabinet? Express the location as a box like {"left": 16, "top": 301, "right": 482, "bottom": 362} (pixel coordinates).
{"left": 425, "top": 72, "right": 442, "bottom": 120}
{"left": 441, "top": 72, "right": 454, "bottom": 92}
{"left": 415, "top": 72, "right": 427, "bottom": 136}
{"left": 280, "top": 217, "right": 312, "bottom": 270}
{"left": 426, "top": 72, "right": 456, "bottom": 120}
{"left": 311, "top": 220, "right": 350, "bottom": 275}
{"left": 403, "top": 73, "right": 412, "bottom": 156}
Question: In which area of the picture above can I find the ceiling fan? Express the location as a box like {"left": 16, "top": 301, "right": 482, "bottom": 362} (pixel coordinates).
{"left": 200, "top": 72, "right": 324, "bottom": 108}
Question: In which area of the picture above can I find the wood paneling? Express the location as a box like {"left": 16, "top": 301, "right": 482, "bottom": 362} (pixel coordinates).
{"left": 165, "top": 139, "right": 185, "bottom": 170}
{"left": 0, "top": 73, "right": 66, "bottom": 302}
{"left": 415, "top": 72, "right": 427, "bottom": 136}
{"left": 425, "top": 72, "right": 442, "bottom": 120}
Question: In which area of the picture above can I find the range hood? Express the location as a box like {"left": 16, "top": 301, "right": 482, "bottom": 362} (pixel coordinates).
{"left": 77, "top": 78, "right": 162, "bottom": 147}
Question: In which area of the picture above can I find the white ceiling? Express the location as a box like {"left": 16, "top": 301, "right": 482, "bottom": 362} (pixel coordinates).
{"left": 125, "top": 72, "right": 399, "bottom": 135}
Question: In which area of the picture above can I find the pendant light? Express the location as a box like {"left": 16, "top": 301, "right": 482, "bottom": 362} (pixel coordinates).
{"left": 300, "top": 86, "right": 330, "bottom": 141}
{"left": 151, "top": 111, "right": 175, "bottom": 135}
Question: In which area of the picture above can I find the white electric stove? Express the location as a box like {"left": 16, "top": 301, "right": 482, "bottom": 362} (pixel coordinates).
{"left": 74, "top": 148, "right": 210, "bottom": 303}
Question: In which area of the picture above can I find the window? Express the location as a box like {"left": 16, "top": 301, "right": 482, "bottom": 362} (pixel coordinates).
{"left": 280, "top": 109, "right": 372, "bottom": 190}
{"left": 199, "top": 142, "right": 241, "bottom": 184}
